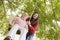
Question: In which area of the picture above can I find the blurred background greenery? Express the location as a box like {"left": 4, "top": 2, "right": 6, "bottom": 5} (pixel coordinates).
{"left": 0, "top": 0, "right": 60, "bottom": 40}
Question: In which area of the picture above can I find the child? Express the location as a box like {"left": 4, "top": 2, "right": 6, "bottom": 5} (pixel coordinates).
{"left": 4, "top": 12, "right": 29, "bottom": 40}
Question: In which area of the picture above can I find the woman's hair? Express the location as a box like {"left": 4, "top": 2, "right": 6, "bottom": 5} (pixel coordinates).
{"left": 30, "top": 12, "right": 38, "bottom": 26}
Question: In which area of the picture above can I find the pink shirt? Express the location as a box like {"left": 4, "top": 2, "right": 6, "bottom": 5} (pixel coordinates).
{"left": 8, "top": 17, "right": 27, "bottom": 28}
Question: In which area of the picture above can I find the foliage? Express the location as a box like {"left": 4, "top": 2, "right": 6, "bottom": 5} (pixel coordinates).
{"left": 0, "top": 0, "right": 60, "bottom": 40}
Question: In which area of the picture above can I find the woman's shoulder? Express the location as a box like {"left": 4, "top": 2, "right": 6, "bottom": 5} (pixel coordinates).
{"left": 26, "top": 17, "right": 30, "bottom": 21}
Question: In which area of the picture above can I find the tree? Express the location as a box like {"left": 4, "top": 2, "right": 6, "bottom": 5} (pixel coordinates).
{"left": 0, "top": 0, "right": 60, "bottom": 40}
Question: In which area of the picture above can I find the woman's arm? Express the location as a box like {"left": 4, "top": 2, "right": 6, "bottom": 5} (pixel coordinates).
{"left": 27, "top": 21, "right": 38, "bottom": 31}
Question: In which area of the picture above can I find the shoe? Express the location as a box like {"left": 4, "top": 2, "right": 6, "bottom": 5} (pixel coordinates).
{"left": 16, "top": 30, "right": 21, "bottom": 35}
{"left": 4, "top": 36, "right": 12, "bottom": 40}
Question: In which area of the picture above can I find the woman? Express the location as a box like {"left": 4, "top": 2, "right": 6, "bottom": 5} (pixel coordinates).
{"left": 26, "top": 12, "right": 39, "bottom": 40}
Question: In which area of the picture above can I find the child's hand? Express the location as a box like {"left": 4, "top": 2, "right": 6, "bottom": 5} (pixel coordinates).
{"left": 27, "top": 21, "right": 31, "bottom": 25}
{"left": 24, "top": 25, "right": 28, "bottom": 31}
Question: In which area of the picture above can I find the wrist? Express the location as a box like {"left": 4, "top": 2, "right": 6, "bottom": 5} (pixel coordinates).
{"left": 29, "top": 24, "right": 32, "bottom": 27}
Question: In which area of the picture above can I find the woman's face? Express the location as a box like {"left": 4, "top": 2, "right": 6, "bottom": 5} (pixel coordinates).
{"left": 33, "top": 13, "right": 38, "bottom": 19}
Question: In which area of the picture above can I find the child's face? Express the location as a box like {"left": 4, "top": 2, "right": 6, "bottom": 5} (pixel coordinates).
{"left": 22, "top": 13, "right": 29, "bottom": 20}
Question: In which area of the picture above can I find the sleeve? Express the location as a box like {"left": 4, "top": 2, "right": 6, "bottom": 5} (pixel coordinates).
{"left": 29, "top": 22, "right": 38, "bottom": 31}
{"left": 26, "top": 18, "right": 30, "bottom": 21}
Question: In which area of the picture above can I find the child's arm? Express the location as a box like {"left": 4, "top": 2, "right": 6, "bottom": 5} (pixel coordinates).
{"left": 8, "top": 16, "right": 17, "bottom": 26}
{"left": 24, "top": 25, "right": 28, "bottom": 31}
{"left": 8, "top": 18, "right": 14, "bottom": 26}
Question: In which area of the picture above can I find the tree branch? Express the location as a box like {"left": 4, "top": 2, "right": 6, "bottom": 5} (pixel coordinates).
{"left": 1, "top": 0, "right": 6, "bottom": 16}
